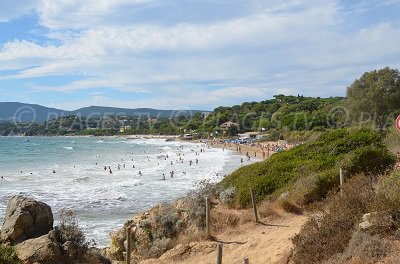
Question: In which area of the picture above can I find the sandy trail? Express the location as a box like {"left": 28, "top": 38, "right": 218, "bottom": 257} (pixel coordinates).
{"left": 141, "top": 213, "right": 307, "bottom": 264}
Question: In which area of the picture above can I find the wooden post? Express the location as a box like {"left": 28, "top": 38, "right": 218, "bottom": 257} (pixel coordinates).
{"left": 250, "top": 188, "right": 259, "bottom": 223}
{"left": 216, "top": 243, "right": 223, "bottom": 264}
{"left": 340, "top": 168, "right": 344, "bottom": 197}
{"left": 206, "top": 197, "right": 211, "bottom": 237}
{"left": 126, "top": 227, "right": 131, "bottom": 264}
{"left": 243, "top": 257, "right": 249, "bottom": 264}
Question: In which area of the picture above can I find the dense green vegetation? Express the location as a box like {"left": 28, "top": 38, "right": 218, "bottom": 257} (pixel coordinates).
{"left": 222, "top": 128, "right": 396, "bottom": 208}
{"left": 0, "top": 244, "right": 19, "bottom": 264}
{"left": 347, "top": 67, "right": 400, "bottom": 130}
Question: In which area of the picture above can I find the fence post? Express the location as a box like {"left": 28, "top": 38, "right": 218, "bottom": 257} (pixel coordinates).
{"left": 126, "top": 227, "right": 131, "bottom": 264}
{"left": 250, "top": 188, "right": 259, "bottom": 223}
{"left": 243, "top": 256, "right": 249, "bottom": 264}
{"left": 340, "top": 168, "right": 344, "bottom": 197}
{"left": 216, "top": 243, "right": 223, "bottom": 264}
{"left": 206, "top": 197, "right": 211, "bottom": 237}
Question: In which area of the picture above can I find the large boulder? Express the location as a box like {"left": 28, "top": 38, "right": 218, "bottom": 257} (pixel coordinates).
{"left": 15, "top": 231, "right": 63, "bottom": 264}
{"left": 0, "top": 195, "right": 53, "bottom": 245}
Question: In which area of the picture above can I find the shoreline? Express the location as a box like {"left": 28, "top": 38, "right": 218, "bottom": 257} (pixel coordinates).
{"left": 0, "top": 136, "right": 255, "bottom": 247}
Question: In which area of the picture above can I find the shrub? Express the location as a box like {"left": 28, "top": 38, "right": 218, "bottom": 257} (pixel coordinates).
{"left": 292, "top": 176, "right": 374, "bottom": 264}
{"left": 148, "top": 238, "right": 171, "bottom": 258}
{"left": 330, "top": 232, "right": 388, "bottom": 264}
{"left": 0, "top": 244, "right": 19, "bottom": 264}
{"left": 57, "top": 209, "right": 90, "bottom": 261}
{"left": 219, "top": 187, "right": 236, "bottom": 207}
{"left": 368, "top": 170, "right": 400, "bottom": 235}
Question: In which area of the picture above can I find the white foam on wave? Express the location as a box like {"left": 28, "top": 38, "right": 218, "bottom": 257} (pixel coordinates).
{"left": 63, "top": 146, "right": 73, "bottom": 150}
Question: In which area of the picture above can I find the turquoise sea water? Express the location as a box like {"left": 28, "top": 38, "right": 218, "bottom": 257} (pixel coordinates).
{"left": 0, "top": 136, "right": 254, "bottom": 246}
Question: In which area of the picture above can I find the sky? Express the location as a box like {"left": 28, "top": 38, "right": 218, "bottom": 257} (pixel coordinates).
{"left": 0, "top": 0, "right": 400, "bottom": 111}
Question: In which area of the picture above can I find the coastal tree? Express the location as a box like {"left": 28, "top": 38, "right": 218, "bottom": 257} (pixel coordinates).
{"left": 346, "top": 67, "right": 400, "bottom": 130}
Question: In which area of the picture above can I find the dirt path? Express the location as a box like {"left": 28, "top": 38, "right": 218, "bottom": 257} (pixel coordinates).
{"left": 141, "top": 213, "right": 307, "bottom": 264}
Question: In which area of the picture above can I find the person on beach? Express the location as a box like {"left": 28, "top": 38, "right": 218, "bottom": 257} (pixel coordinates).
{"left": 196, "top": 158, "right": 198, "bottom": 164}
{"left": 109, "top": 169, "right": 113, "bottom": 174}
{"left": 170, "top": 161, "right": 173, "bottom": 165}
{"left": 52, "top": 170, "right": 56, "bottom": 173}
{"left": 162, "top": 173, "right": 166, "bottom": 180}
{"left": 132, "top": 164, "right": 135, "bottom": 168}
{"left": 241, "top": 157, "right": 243, "bottom": 164}
{"left": 189, "top": 160, "right": 192, "bottom": 166}
{"left": 138, "top": 171, "right": 142, "bottom": 176}
{"left": 170, "top": 171, "right": 174, "bottom": 178}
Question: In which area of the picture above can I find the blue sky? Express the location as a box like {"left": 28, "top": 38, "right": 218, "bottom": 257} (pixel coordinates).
{"left": 0, "top": 0, "right": 400, "bottom": 110}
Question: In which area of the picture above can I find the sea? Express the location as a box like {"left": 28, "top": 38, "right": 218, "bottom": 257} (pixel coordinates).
{"left": 0, "top": 136, "right": 255, "bottom": 247}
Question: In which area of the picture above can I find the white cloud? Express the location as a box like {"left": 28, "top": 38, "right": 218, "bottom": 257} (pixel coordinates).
{"left": 0, "top": 0, "right": 400, "bottom": 109}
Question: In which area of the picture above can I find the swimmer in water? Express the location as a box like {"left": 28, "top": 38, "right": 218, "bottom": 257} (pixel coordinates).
{"left": 52, "top": 170, "right": 56, "bottom": 173}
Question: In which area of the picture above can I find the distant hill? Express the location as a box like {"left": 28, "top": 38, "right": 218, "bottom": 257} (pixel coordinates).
{"left": 0, "top": 102, "right": 208, "bottom": 123}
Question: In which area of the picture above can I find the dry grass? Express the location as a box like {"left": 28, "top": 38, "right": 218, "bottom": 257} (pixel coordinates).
{"left": 292, "top": 175, "right": 373, "bottom": 264}
{"left": 210, "top": 210, "right": 240, "bottom": 232}
{"left": 258, "top": 200, "right": 282, "bottom": 218}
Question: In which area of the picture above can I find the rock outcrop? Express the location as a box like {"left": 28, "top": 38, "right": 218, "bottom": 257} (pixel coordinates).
{"left": 0, "top": 195, "right": 111, "bottom": 264}
{"left": 0, "top": 195, "right": 53, "bottom": 245}
{"left": 106, "top": 196, "right": 206, "bottom": 262}
{"left": 16, "top": 230, "right": 63, "bottom": 264}
{"left": 15, "top": 229, "right": 111, "bottom": 264}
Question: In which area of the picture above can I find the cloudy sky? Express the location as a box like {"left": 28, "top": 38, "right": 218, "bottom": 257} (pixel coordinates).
{"left": 0, "top": 0, "right": 400, "bottom": 110}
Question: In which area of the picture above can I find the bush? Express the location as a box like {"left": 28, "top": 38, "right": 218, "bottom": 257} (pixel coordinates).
{"left": 219, "top": 187, "right": 236, "bottom": 207}
{"left": 0, "top": 244, "right": 19, "bottom": 264}
{"left": 222, "top": 129, "right": 395, "bottom": 208}
{"left": 292, "top": 176, "right": 374, "bottom": 264}
{"left": 368, "top": 170, "right": 400, "bottom": 236}
{"left": 57, "top": 209, "right": 90, "bottom": 262}
{"left": 330, "top": 232, "right": 388, "bottom": 264}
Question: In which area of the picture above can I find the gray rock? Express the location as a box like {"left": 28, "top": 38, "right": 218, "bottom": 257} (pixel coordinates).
{"left": 0, "top": 195, "right": 53, "bottom": 245}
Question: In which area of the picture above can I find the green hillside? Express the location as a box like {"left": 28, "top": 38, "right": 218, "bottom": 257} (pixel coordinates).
{"left": 222, "top": 128, "right": 396, "bottom": 208}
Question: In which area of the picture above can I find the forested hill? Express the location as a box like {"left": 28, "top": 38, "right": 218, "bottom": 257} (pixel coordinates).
{"left": 201, "top": 95, "right": 345, "bottom": 132}
{"left": 0, "top": 102, "right": 206, "bottom": 123}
